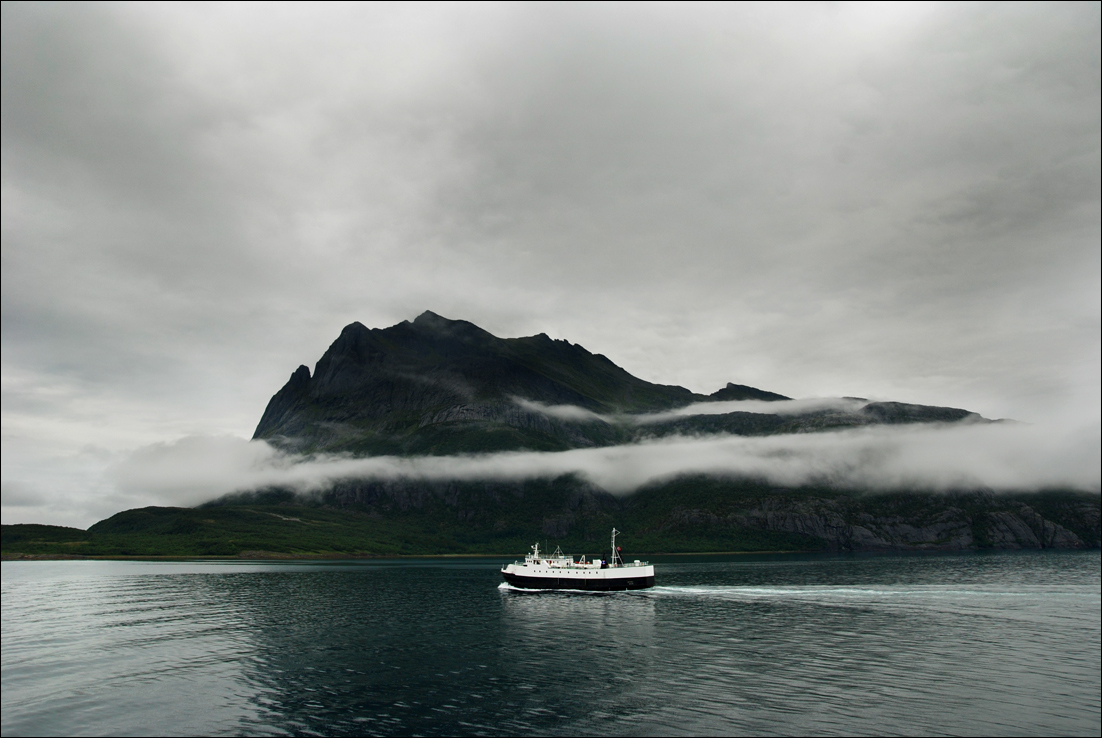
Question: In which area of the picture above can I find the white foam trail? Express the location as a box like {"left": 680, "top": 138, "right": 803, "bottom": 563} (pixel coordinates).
{"left": 648, "top": 585, "right": 1099, "bottom": 614}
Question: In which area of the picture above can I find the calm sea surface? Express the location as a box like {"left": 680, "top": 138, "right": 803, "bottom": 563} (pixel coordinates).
{"left": 2, "top": 551, "right": 1099, "bottom": 736}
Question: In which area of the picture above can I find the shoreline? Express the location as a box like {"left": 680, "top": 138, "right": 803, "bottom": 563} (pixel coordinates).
{"left": 8, "top": 548, "right": 1086, "bottom": 563}
{"left": 2, "top": 549, "right": 815, "bottom": 562}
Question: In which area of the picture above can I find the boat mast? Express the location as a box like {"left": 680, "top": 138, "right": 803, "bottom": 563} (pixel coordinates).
{"left": 610, "top": 528, "right": 619, "bottom": 568}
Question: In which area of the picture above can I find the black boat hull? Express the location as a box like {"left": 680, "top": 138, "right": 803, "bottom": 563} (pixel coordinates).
{"left": 502, "top": 572, "right": 655, "bottom": 591}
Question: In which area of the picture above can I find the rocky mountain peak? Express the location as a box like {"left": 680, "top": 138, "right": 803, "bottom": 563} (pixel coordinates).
{"left": 412, "top": 310, "right": 448, "bottom": 327}
{"left": 411, "top": 310, "right": 496, "bottom": 345}
{"left": 709, "top": 382, "right": 791, "bottom": 402}
{"left": 252, "top": 311, "right": 983, "bottom": 457}
{"left": 289, "top": 364, "right": 311, "bottom": 386}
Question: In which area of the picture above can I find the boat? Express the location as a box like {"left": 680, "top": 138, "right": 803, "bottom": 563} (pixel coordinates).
{"left": 500, "top": 528, "right": 655, "bottom": 591}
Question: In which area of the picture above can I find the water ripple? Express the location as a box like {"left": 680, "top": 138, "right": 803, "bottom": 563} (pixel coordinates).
{"left": 3, "top": 552, "right": 1099, "bottom": 736}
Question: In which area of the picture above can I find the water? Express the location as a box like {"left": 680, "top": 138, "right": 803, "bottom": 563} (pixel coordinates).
{"left": 2, "top": 551, "right": 1099, "bottom": 736}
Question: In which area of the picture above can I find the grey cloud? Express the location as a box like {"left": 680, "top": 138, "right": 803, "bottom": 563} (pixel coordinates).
{"left": 2, "top": 3, "right": 1098, "bottom": 525}
{"left": 633, "top": 398, "right": 870, "bottom": 423}
{"left": 514, "top": 396, "right": 868, "bottom": 424}
{"left": 1, "top": 481, "right": 41, "bottom": 508}
{"left": 111, "top": 422, "right": 1100, "bottom": 506}
{"left": 512, "top": 398, "right": 610, "bottom": 423}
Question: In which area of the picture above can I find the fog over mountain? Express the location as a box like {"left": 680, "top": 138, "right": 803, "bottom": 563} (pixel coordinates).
{"left": 2, "top": 3, "right": 1099, "bottom": 527}
{"left": 109, "top": 421, "right": 1099, "bottom": 510}
{"left": 105, "top": 313, "right": 1102, "bottom": 509}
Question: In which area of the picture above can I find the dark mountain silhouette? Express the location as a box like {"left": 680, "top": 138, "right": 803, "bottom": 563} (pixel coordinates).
{"left": 708, "top": 382, "right": 790, "bottom": 402}
{"left": 253, "top": 311, "right": 980, "bottom": 455}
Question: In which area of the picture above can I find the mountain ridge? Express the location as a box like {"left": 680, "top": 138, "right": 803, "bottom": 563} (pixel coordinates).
{"left": 253, "top": 311, "right": 979, "bottom": 456}
{"left": 4, "top": 485, "right": 1097, "bottom": 558}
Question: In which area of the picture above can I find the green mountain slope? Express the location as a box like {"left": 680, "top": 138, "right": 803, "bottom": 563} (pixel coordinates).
{"left": 5, "top": 481, "right": 1097, "bottom": 558}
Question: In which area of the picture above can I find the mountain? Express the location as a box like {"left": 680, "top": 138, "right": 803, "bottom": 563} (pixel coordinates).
{"left": 253, "top": 311, "right": 981, "bottom": 455}
{"left": 10, "top": 311, "right": 1095, "bottom": 560}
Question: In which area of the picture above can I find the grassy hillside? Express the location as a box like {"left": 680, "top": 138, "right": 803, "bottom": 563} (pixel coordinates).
{"left": 2, "top": 505, "right": 817, "bottom": 558}
{"left": 4, "top": 478, "right": 1098, "bottom": 558}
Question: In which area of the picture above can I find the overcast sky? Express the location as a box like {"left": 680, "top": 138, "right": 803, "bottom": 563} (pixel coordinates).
{"left": 3, "top": 2, "right": 1099, "bottom": 526}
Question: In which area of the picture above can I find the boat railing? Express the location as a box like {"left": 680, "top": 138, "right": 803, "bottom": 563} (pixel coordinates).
{"left": 508, "top": 558, "right": 651, "bottom": 568}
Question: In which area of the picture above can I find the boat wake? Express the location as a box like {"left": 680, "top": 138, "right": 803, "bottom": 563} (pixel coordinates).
{"left": 644, "top": 584, "right": 1097, "bottom": 623}
{"left": 648, "top": 584, "right": 1087, "bottom": 599}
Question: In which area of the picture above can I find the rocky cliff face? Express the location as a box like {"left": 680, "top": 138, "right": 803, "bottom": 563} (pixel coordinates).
{"left": 213, "top": 478, "right": 1100, "bottom": 552}
{"left": 253, "top": 311, "right": 985, "bottom": 455}
{"left": 253, "top": 311, "right": 708, "bottom": 454}
{"left": 691, "top": 495, "right": 1094, "bottom": 551}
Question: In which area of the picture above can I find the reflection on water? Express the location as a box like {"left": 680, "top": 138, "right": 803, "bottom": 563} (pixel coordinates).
{"left": 2, "top": 552, "right": 1099, "bottom": 736}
